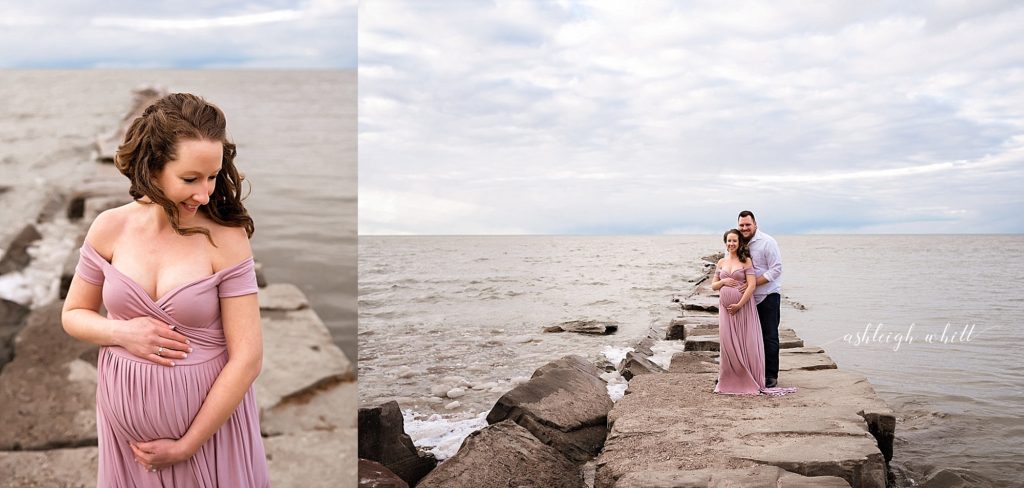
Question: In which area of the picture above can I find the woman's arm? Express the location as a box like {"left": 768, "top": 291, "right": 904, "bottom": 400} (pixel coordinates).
{"left": 710, "top": 260, "right": 724, "bottom": 290}
{"left": 131, "top": 229, "right": 262, "bottom": 469}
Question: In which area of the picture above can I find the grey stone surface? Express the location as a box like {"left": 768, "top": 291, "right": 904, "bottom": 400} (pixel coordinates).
{"left": 0, "top": 446, "right": 99, "bottom": 488}
{"left": 618, "top": 351, "right": 664, "bottom": 381}
{"left": 0, "top": 303, "right": 98, "bottom": 450}
{"left": 417, "top": 420, "right": 586, "bottom": 488}
{"left": 487, "top": 355, "right": 613, "bottom": 463}
{"left": 258, "top": 283, "right": 310, "bottom": 311}
{"left": 685, "top": 329, "right": 804, "bottom": 353}
{"left": 613, "top": 465, "right": 851, "bottom": 488}
{"left": 666, "top": 316, "right": 718, "bottom": 340}
{"left": 265, "top": 429, "right": 357, "bottom": 488}
{"left": 682, "top": 295, "right": 719, "bottom": 313}
{"left": 261, "top": 378, "right": 357, "bottom": 436}
{"left": 684, "top": 334, "right": 720, "bottom": 352}
{"left": 257, "top": 308, "right": 354, "bottom": 415}
{"left": 543, "top": 319, "right": 619, "bottom": 335}
{"left": 596, "top": 362, "right": 891, "bottom": 488}
{"left": 668, "top": 351, "right": 719, "bottom": 374}
{"left": 779, "top": 349, "right": 838, "bottom": 371}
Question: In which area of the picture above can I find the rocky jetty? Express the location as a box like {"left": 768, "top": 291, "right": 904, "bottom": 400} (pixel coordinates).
{"left": 0, "top": 89, "right": 356, "bottom": 487}
{"left": 361, "top": 256, "right": 899, "bottom": 488}
{"left": 595, "top": 263, "right": 896, "bottom": 487}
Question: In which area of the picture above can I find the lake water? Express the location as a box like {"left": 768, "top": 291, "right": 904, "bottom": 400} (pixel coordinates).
{"left": 358, "top": 234, "right": 1024, "bottom": 485}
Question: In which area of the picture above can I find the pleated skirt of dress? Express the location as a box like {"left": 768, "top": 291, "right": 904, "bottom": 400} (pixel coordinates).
{"left": 96, "top": 347, "right": 269, "bottom": 487}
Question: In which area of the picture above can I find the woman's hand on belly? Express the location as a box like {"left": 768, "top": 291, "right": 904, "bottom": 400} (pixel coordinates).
{"left": 130, "top": 438, "right": 198, "bottom": 471}
{"left": 114, "top": 317, "right": 193, "bottom": 367}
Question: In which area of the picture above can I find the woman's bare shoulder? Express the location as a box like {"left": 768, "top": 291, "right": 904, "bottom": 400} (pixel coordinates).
{"left": 210, "top": 224, "right": 252, "bottom": 269}
{"left": 83, "top": 203, "right": 135, "bottom": 257}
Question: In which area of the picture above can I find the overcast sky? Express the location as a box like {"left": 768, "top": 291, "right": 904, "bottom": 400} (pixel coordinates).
{"left": 0, "top": 0, "right": 355, "bottom": 68}
{"left": 359, "top": 0, "right": 1024, "bottom": 235}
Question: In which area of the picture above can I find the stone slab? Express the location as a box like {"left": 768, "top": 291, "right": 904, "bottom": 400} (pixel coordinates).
{"left": 417, "top": 420, "right": 585, "bottom": 488}
{"left": 266, "top": 428, "right": 357, "bottom": 488}
{"left": 614, "top": 465, "right": 851, "bottom": 488}
{"left": 597, "top": 364, "right": 891, "bottom": 488}
{"left": 780, "top": 350, "right": 837, "bottom": 371}
{"left": 256, "top": 308, "right": 354, "bottom": 415}
{"left": 0, "top": 304, "right": 98, "bottom": 450}
{"left": 259, "top": 283, "right": 310, "bottom": 311}
{"left": 0, "top": 446, "right": 98, "bottom": 488}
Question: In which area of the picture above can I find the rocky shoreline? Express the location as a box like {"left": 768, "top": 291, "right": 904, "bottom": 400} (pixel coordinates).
{"left": 0, "top": 91, "right": 356, "bottom": 487}
{"left": 357, "top": 255, "right": 923, "bottom": 488}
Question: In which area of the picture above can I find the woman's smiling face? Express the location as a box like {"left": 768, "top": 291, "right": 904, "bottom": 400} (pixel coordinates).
{"left": 156, "top": 138, "right": 223, "bottom": 221}
{"left": 725, "top": 231, "right": 739, "bottom": 254}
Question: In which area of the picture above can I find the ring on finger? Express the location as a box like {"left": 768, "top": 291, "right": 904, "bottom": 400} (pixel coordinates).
{"left": 157, "top": 346, "right": 164, "bottom": 357}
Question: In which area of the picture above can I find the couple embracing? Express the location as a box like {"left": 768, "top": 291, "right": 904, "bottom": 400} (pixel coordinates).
{"left": 712, "top": 211, "right": 796, "bottom": 396}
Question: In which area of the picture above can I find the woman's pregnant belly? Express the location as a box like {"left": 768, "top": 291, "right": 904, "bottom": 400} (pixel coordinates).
{"left": 719, "top": 285, "right": 744, "bottom": 308}
{"left": 97, "top": 347, "right": 224, "bottom": 441}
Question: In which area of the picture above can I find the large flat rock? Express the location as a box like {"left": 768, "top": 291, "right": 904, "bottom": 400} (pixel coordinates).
{"left": 258, "top": 283, "right": 310, "bottom": 311}
{"left": 261, "top": 378, "right": 357, "bottom": 436}
{"left": 265, "top": 428, "right": 357, "bottom": 488}
{"left": 0, "top": 446, "right": 98, "bottom": 488}
{"left": 0, "top": 303, "right": 98, "bottom": 450}
{"left": 358, "top": 401, "right": 437, "bottom": 487}
{"left": 256, "top": 307, "right": 354, "bottom": 415}
{"left": 780, "top": 349, "right": 838, "bottom": 371}
{"left": 681, "top": 296, "right": 719, "bottom": 313}
{"left": 684, "top": 328, "right": 804, "bottom": 353}
{"left": 417, "top": 420, "right": 586, "bottom": 488}
{"left": 486, "top": 355, "right": 613, "bottom": 463}
{"left": 596, "top": 364, "right": 891, "bottom": 488}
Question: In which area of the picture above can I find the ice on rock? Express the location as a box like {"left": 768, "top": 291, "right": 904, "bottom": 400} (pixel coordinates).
{"left": 601, "top": 345, "right": 634, "bottom": 366}
{"left": 446, "top": 387, "right": 465, "bottom": 399}
{"left": 402, "top": 410, "right": 489, "bottom": 461}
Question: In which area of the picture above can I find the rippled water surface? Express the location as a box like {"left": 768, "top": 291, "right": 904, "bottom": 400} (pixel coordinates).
{"left": 359, "top": 234, "right": 1024, "bottom": 485}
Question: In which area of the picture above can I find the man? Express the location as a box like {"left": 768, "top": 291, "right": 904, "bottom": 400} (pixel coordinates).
{"left": 737, "top": 210, "right": 782, "bottom": 388}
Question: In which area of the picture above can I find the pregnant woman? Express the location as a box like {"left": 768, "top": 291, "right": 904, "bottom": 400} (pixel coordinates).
{"left": 711, "top": 229, "right": 795, "bottom": 396}
{"left": 62, "top": 93, "right": 269, "bottom": 486}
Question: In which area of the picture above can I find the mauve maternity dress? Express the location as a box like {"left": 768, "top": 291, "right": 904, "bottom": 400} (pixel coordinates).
{"left": 714, "top": 267, "right": 795, "bottom": 397}
{"left": 77, "top": 241, "right": 269, "bottom": 487}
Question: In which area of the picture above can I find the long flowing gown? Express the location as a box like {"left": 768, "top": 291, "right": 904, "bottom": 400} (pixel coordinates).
{"left": 76, "top": 241, "right": 270, "bottom": 487}
{"left": 714, "top": 267, "right": 796, "bottom": 396}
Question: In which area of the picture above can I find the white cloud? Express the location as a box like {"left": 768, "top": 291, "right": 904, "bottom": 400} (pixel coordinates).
{"left": 359, "top": 0, "right": 1024, "bottom": 234}
{"left": 0, "top": 0, "right": 355, "bottom": 68}
{"left": 91, "top": 10, "right": 305, "bottom": 31}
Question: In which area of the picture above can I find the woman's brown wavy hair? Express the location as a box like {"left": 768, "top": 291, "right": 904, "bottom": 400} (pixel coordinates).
{"left": 114, "top": 93, "right": 254, "bottom": 245}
